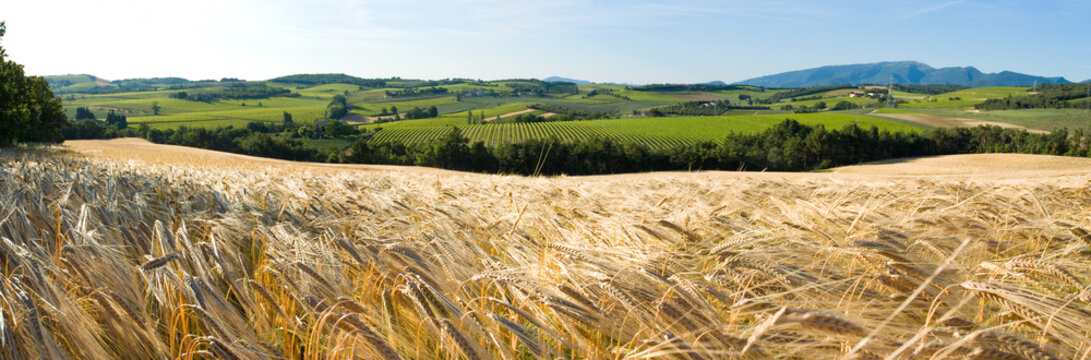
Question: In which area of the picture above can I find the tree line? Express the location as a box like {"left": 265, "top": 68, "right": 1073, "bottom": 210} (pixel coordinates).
{"left": 341, "top": 120, "right": 1082, "bottom": 175}
{"left": 764, "top": 85, "right": 856, "bottom": 103}
{"left": 976, "top": 83, "right": 1090, "bottom": 110}
{"left": 269, "top": 74, "right": 387, "bottom": 88}
{"left": 385, "top": 87, "right": 448, "bottom": 98}
{"left": 172, "top": 83, "right": 291, "bottom": 102}
{"left": 892, "top": 84, "right": 968, "bottom": 95}
{"left": 631, "top": 84, "right": 760, "bottom": 92}
{"left": 61, "top": 113, "right": 1088, "bottom": 176}
{"left": 0, "top": 22, "right": 69, "bottom": 146}
{"left": 506, "top": 81, "right": 579, "bottom": 96}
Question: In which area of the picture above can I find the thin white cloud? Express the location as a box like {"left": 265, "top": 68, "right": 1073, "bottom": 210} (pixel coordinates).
{"left": 903, "top": 0, "right": 969, "bottom": 19}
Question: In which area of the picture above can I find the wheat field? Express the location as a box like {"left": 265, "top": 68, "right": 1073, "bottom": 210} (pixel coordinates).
{"left": 1, "top": 141, "right": 1090, "bottom": 359}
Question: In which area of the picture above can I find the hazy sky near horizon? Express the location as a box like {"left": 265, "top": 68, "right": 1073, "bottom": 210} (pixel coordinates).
{"left": 3, "top": 0, "right": 1089, "bottom": 84}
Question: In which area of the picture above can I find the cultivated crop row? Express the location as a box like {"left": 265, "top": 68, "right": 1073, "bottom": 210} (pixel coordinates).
{"left": 368, "top": 122, "right": 695, "bottom": 150}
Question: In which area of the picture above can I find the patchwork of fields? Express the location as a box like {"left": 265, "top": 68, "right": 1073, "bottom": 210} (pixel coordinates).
{"left": 57, "top": 77, "right": 1089, "bottom": 153}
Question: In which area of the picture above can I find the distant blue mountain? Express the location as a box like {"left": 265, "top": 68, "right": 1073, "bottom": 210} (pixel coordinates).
{"left": 702, "top": 80, "right": 728, "bottom": 86}
{"left": 735, "top": 61, "right": 1069, "bottom": 88}
{"left": 542, "top": 76, "right": 590, "bottom": 84}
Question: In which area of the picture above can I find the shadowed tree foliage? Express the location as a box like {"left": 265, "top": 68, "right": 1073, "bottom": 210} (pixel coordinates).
{"left": 0, "top": 21, "right": 69, "bottom": 146}
{"left": 327, "top": 94, "right": 349, "bottom": 119}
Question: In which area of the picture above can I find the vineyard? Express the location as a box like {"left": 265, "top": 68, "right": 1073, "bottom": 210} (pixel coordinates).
{"left": 365, "top": 113, "right": 921, "bottom": 149}
{"left": 368, "top": 122, "right": 673, "bottom": 149}
{"left": 369, "top": 121, "right": 694, "bottom": 149}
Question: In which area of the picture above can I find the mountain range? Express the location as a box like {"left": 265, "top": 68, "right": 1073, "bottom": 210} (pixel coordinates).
{"left": 735, "top": 61, "right": 1069, "bottom": 88}
{"left": 46, "top": 62, "right": 1083, "bottom": 93}
{"left": 542, "top": 76, "right": 590, "bottom": 84}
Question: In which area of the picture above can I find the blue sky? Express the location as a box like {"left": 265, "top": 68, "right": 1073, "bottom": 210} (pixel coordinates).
{"left": 3, "top": 0, "right": 1089, "bottom": 84}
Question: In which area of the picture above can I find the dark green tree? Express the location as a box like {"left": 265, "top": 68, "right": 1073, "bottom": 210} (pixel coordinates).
{"left": 76, "top": 107, "right": 97, "bottom": 120}
{"left": 0, "top": 22, "right": 69, "bottom": 145}
{"left": 151, "top": 101, "right": 161, "bottom": 115}
{"left": 283, "top": 111, "right": 293, "bottom": 124}
{"left": 831, "top": 101, "right": 856, "bottom": 110}
{"left": 326, "top": 94, "right": 349, "bottom": 119}
{"left": 323, "top": 120, "right": 355, "bottom": 137}
{"left": 23, "top": 75, "right": 68, "bottom": 143}
{"left": 105, "top": 111, "right": 127, "bottom": 129}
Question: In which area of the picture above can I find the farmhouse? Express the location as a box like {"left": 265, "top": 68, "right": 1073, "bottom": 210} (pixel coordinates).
{"left": 463, "top": 88, "right": 487, "bottom": 97}
{"left": 848, "top": 91, "right": 865, "bottom": 97}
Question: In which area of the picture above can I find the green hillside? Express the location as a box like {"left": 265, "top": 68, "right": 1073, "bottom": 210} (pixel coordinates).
{"left": 897, "top": 87, "right": 1031, "bottom": 109}
{"left": 58, "top": 75, "right": 1078, "bottom": 155}
{"left": 45, "top": 74, "right": 114, "bottom": 93}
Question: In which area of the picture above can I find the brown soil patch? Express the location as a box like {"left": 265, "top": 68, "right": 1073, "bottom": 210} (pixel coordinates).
{"left": 340, "top": 113, "right": 369, "bottom": 125}
{"left": 831, "top": 153, "right": 1091, "bottom": 179}
{"left": 873, "top": 111, "right": 1048, "bottom": 134}
{"left": 346, "top": 113, "right": 409, "bottom": 124}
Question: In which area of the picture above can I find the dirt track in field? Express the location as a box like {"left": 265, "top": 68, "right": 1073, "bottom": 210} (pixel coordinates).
{"left": 872, "top": 111, "right": 1048, "bottom": 134}
{"left": 483, "top": 109, "right": 537, "bottom": 122}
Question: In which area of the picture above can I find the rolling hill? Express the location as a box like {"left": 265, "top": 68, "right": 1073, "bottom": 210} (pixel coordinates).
{"left": 43, "top": 74, "right": 114, "bottom": 93}
{"left": 736, "top": 61, "right": 1070, "bottom": 88}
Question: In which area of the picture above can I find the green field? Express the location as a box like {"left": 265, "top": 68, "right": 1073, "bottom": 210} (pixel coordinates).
{"left": 898, "top": 87, "right": 1031, "bottom": 109}
{"left": 364, "top": 112, "right": 920, "bottom": 150}
{"left": 46, "top": 74, "right": 114, "bottom": 93}
{"left": 354, "top": 96, "right": 458, "bottom": 115}
{"left": 290, "top": 83, "right": 359, "bottom": 98}
{"left": 879, "top": 108, "right": 1091, "bottom": 131}
{"left": 129, "top": 106, "right": 328, "bottom": 128}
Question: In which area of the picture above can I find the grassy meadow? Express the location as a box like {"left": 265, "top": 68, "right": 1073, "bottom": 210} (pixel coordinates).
{"left": 898, "top": 87, "right": 1032, "bottom": 109}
